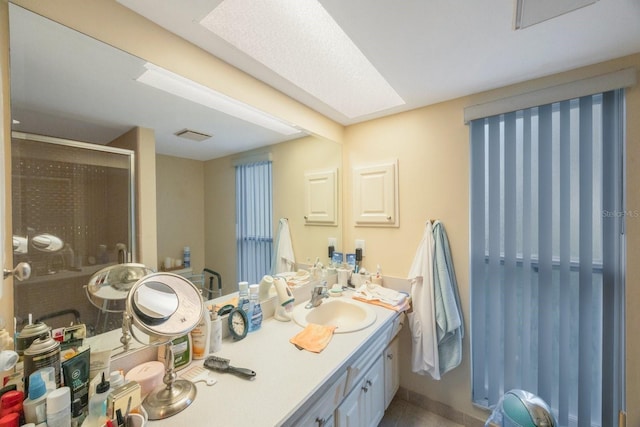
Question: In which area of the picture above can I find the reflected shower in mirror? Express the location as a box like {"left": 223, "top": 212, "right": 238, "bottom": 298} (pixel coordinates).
{"left": 11, "top": 133, "right": 135, "bottom": 335}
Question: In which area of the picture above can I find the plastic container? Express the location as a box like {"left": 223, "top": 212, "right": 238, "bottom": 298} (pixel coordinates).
{"left": 238, "top": 281, "right": 250, "bottom": 315}
{"left": 109, "top": 371, "right": 125, "bottom": 390}
{"left": 191, "top": 306, "right": 211, "bottom": 360}
{"left": 46, "top": 386, "right": 71, "bottom": 427}
{"left": 248, "top": 284, "right": 263, "bottom": 332}
{"left": 71, "top": 398, "right": 85, "bottom": 427}
{"left": 209, "top": 309, "right": 222, "bottom": 354}
{"left": 0, "top": 390, "right": 23, "bottom": 424}
{"left": 23, "top": 370, "right": 50, "bottom": 424}
{"left": 183, "top": 246, "right": 191, "bottom": 268}
{"left": 157, "top": 335, "right": 191, "bottom": 371}
{"left": 81, "top": 372, "right": 110, "bottom": 427}
{"left": 0, "top": 413, "right": 19, "bottom": 427}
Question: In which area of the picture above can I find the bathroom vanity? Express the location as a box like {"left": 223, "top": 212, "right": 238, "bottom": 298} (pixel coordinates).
{"left": 145, "top": 289, "right": 404, "bottom": 427}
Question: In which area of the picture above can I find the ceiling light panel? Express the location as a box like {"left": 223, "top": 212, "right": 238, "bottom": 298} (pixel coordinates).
{"left": 200, "top": 0, "right": 405, "bottom": 119}
{"left": 136, "top": 63, "right": 300, "bottom": 135}
{"left": 514, "top": 0, "right": 598, "bottom": 29}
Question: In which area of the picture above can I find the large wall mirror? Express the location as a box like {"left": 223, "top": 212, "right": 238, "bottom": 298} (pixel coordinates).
{"left": 8, "top": 4, "right": 342, "bottom": 344}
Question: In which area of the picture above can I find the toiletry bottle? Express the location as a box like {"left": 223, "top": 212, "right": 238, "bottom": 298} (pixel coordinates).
{"left": 108, "top": 371, "right": 125, "bottom": 390}
{"left": 248, "top": 284, "right": 263, "bottom": 332}
{"left": 0, "top": 390, "right": 24, "bottom": 425}
{"left": 81, "top": 373, "right": 110, "bottom": 427}
{"left": 183, "top": 246, "right": 191, "bottom": 268}
{"left": 23, "top": 370, "right": 49, "bottom": 425}
{"left": 46, "top": 386, "right": 71, "bottom": 427}
{"left": 209, "top": 309, "right": 222, "bottom": 354}
{"left": 238, "top": 281, "right": 250, "bottom": 315}
{"left": 71, "top": 398, "right": 85, "bottom": 427}
{"left": 191, "top": 306, "right": 210, "bottom": 360}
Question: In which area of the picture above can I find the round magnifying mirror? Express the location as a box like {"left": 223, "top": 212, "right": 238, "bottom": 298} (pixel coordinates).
{"left": 126, "top": 272, "right": 203, "bottom": 341}
{"left": 125, "top": 272, "right": 204, "bottom": 420}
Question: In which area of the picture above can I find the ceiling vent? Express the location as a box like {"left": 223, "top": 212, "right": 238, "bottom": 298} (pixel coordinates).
{"left": 175, "top": 129, "right": 212, "bottom": 142}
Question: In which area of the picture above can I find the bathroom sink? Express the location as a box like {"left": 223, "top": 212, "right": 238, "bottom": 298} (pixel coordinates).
{"left": 292, "top": 298, "right": 377, "bottom": 333}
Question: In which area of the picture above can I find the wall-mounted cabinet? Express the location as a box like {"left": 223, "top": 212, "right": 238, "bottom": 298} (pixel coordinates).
{"left": 352, "top": 160, "right": 398, "bottom": 227}
{"left": 304, "top": 168, "right": 338, "bottom": 226}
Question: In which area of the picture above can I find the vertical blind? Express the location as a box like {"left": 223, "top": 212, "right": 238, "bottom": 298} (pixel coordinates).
{"left": 235, "top": 160, "right": 273, "bottom": 284}
{"left": 470, "top": 90, "right": 625, "bottom": 427}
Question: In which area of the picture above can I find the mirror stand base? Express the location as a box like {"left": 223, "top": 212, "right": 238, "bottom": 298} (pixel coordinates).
{"left": 143, "top": 379, "right": 197, "bottom": 420}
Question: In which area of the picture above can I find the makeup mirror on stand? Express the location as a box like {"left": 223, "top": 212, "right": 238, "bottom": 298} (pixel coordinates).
{"left": 125, "top": 272, "right": 204, "bottom": 420}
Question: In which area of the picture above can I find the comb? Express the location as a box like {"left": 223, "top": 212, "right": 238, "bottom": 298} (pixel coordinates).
{"left": 180, "top": 365, "right": 217, "bottom": 386}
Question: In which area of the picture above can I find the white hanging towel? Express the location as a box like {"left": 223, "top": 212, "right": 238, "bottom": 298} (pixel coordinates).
{"left": 407, "top": 221, "right": 440, "bottom": 379}
{"left": 271, "top": 218, "right": 296, "bottom": 274}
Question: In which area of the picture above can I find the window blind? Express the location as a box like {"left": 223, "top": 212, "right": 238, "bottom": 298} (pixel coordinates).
{"left": 470, "top": 90, "right": 625, "bottom": 427}
{"left": 235, "top": 160, "right": 273, "bottom": 284}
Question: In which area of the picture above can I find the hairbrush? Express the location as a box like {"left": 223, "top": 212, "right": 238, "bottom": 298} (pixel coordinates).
{"left": 204, "top": 355, "right": 256, "bottom": 380}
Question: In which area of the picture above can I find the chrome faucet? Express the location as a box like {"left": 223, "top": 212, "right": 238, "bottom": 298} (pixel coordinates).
{"left": 306, "top": 283, "right": 329, "bottom": 308}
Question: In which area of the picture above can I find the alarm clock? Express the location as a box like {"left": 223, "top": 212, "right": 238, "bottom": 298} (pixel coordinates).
{"left": 228, "top": 307, "right": 248, "bottom": 341}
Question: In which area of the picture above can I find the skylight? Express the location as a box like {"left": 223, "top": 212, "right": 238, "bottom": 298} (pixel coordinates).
{"left": 199, "top": 0, "right": 405, "bottom": 119}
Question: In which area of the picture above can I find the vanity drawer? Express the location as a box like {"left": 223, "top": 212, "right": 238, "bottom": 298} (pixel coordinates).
{"left": 344, "top": 323, "right": 391, "bottom": 393}
{"left": 290, "top": 370, "right": 347, "bottom": 426}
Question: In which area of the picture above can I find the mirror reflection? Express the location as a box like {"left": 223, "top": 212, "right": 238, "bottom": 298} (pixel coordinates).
{"left": 9, "top": 5, "right": 341, "bottom": 346}
{"left": 132, "top": 282, "right": 179, "bottom": 325}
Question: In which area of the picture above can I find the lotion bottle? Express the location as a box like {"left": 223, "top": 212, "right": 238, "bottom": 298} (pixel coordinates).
{"left": 191, "top": 306, "right": 210, "bottom": 360}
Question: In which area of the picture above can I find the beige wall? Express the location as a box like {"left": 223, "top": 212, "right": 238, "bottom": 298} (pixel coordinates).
{"left": 1, "top": 1, "right": 13, "bottom": 328}
{"left": 156, "top": 155, "right": 205, "bottom": 274}
{"left": 343, "top": 54, "right": 640, "bottom": 424}
{"left": 109, "top": 127, "right": 158, "bottom": 269}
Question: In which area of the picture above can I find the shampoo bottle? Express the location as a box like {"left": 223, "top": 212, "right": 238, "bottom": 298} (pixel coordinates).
{"left": 191, "top": 306, "right": 211, "bottom": 360}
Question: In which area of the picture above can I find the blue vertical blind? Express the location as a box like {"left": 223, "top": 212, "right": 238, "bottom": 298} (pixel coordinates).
{"left": 236, "top": 161, "right": 273, "bottom": 284}
{"left": 470, "top": 90, "right": 625, "bottom": 427}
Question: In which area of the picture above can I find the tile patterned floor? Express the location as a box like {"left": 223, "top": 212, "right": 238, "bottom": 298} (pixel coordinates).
{"left": 379, "top": 396, "right": 465, "bottom": 427}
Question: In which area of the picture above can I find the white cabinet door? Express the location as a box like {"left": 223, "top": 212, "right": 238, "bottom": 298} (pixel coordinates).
{"left": 337, "top": 355, "right": 385, "bottom": 427}
{"left": 352, "top": 160, "right": 399, "bottom": 227}
{"left": 336, "top": 386, "right": 361, "bottom": 427}
{"left": 384, "top": 335, "right": 400, "bottom": 409}
{"left": 362, "top": 355, "right": 385, "bottom": 427}
{"left": 304, "top": 168, "right": 338, "bottom": 225}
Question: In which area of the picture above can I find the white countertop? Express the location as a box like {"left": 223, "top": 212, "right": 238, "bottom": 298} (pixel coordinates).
{"left": 147, "top": 291, "right": 399, "bottom": 427}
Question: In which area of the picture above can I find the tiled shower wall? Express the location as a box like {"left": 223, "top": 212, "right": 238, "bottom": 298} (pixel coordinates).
{"left": 11, "top": 137, "right": 131, "bottom": 334}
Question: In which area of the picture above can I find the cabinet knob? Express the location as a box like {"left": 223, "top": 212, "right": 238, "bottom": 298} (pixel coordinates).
{"left": 366, "top": 379, "right": 373, "bottom": 387}
{"left": 387, "top": 353, "right": 394, "bottom": 360}
{"left": 387, "top": 216, "right": 392, "bottom": 221}
{"left": 361, "top": 385, "right": 369, "bottom": 393}
{"left": 315, "top": 417, "right": 326, "bottom": 426}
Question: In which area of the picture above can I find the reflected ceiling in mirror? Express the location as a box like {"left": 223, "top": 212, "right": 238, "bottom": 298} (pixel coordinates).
{"left": 9, "top": 4, "right": 306, "bottom": 161}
